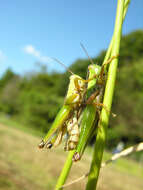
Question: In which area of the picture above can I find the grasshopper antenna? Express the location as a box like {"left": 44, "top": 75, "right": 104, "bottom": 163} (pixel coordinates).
{"left": 80, "top": 42, "right": 94, "bottom": 65}
{"left": 52, "top": 58, "right": 75, "bottom": 75}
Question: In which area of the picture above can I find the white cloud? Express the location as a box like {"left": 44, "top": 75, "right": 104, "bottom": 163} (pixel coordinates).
{"left": 24, "top": 45, "right": 40, "bottom": 57}
{"left": 23, "top": 45, "right": 52, "bottom": 63}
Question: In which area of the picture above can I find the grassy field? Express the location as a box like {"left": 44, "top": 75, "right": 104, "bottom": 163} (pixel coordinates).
{"left": 0, "top": 116, "right": 143, "bottom": 190}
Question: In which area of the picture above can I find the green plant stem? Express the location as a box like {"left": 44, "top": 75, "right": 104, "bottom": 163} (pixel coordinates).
{"left": 103, "top": 0, "right": 130, "bottom": 69}
{"left": 55, "top": 150, "right": 75, "bottom": 190}
{"left": 54, "top": 1, "right": 130, "bottom": 189}
{"left": 86, "top": 0, "right": 130, "bottom": 189}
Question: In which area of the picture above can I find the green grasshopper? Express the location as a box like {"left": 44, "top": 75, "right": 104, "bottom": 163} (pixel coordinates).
{"left": 38, "top": 58, "right": 100, "bottom": 149}
{"left": 73, "top": 81, "right": 104, "bottom": 161}
{"left": 72, "top": 52, "right": 118, "bottom": 161}
{"left": 38, "top": 45, "right": 117, "bottom": 151}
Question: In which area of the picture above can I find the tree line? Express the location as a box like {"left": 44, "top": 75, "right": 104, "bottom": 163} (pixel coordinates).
{"left": 0, "top": 30, "right": 143, "bottom": 149}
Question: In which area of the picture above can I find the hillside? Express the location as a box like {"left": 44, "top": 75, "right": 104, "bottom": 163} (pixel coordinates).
{"left": 0, "top": 118, "right": 143, "bottom": 190}
{"left": 0, "top": 30, "right": 143, "bottom": 149}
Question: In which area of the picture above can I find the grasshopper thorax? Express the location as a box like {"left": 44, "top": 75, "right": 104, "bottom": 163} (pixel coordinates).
{"left": 70, "top": 74, "right": 86, "bottom": 91}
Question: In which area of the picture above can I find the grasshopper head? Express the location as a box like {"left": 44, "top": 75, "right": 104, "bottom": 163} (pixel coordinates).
{"left": 88, "top": 64, "right": 101, "bottom": 77}
{"left": 87, "top": 64, "right": 101, "bottom": 90}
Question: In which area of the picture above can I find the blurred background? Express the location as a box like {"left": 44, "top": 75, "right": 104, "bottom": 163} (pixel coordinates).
{"left": 0, "top": 0, "right": 143, "bottom": 190}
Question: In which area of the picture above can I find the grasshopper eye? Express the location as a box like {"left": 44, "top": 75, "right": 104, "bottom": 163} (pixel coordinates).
{"left": 78, "top": 80, "right": 82, "bottom": 85}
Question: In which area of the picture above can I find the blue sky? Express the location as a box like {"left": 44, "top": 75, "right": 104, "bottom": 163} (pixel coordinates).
{"left": 0, "top": 0, "right": 142, "bottom": 75}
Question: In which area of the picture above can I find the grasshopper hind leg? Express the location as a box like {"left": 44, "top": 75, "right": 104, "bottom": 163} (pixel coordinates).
{"left": 46, "top": 124, "right": 67, "bottom": 149}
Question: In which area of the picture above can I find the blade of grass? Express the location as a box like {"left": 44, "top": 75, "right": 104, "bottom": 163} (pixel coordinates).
{"left": 55, "top": 150, "right": 75, "bottom": 190}
{"left": 103, "top": 0, "right": 131, "bottom": 70}
{"left": 86, "top": 0, "right": 130, "bottom": 190}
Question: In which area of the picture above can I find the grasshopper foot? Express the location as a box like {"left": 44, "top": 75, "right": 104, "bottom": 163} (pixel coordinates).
{"left": 38, "top": 140, "right": 45, "bottom": 149}
{"left": 46, "top": 142, "right": 53, "bottom": 149}
{"left": 72, "top": 152, "right": 81, "bottom": 162}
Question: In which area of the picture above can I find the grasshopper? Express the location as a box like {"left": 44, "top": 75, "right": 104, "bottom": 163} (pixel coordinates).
{"left": 38, "top": 45, "right": 117, "bottom": 151}
{"left": 73, "top": 84, "right": 104, "bottom": 161}
{"left": 72, "top": 50, "right": 118, "bottom": 161}
{"left": 38, "top": 58, "right": 100, "bottom": 149}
